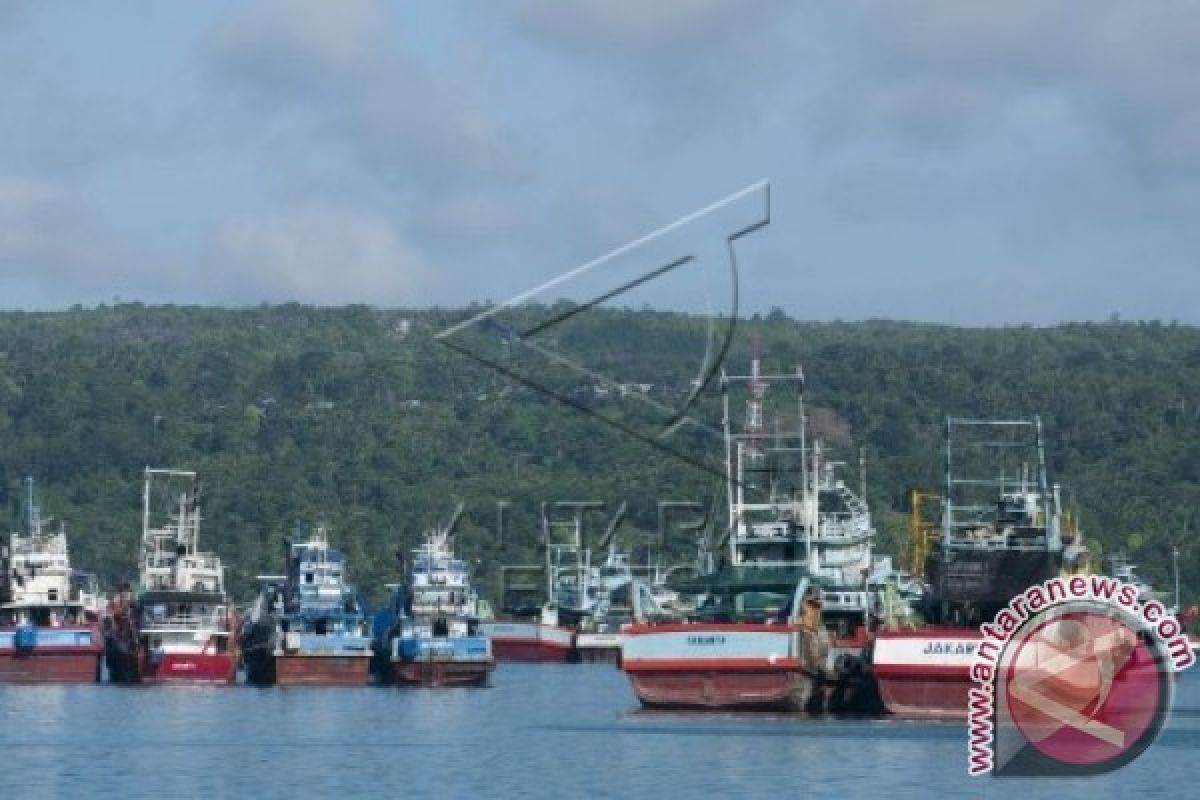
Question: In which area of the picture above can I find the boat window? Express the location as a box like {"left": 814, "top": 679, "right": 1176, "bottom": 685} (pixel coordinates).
{"left": 818, "top": 493, "right": 847, "bottom": 514}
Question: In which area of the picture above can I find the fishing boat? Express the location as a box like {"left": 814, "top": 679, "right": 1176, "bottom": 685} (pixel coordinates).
{"left": 1104, "top": 553, "right": 1160, "bottom": 606}
{"left": 0, "top": 479, "right": 104, "bottom": 683}
{"left": 572, "top": 550, "right": 639, "bottom": 664}
{"left": 479, "top": 613, "right": 575, "bottom": 663}
{"left": 374, "top": 528, "right": 493, "bottom": 687}
{"left": 573, "top": 551, "right": 690, "bottom": 664}
{"left": 871, "top": 418, "right": 1073, "bottom": 718}
{"left": 241, "top": 526, "right": 373, "bottom": 686}
{"left": 483, "top": 522, "right": 645, "bottom": 664}
{"left": 550, "top": 525, "right": 637, "bottom": 665}
{"left": 622, "top": 360, "right": 883, "bottom": 711}
{"left": 104, "top": 469, "right": 237, "bottom": 684}
{"left": 480, "top": 532, "right": 575, "bottom": 663}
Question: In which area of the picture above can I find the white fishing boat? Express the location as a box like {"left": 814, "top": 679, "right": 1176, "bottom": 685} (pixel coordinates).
{"left": 623, "top": 359, "right": 885, "bottom": 711}
{"left": 105, "top": 469, "right": 237, "bottom": 684}
{"left": 0, "top": 478, "right": 104, "bottom": 683}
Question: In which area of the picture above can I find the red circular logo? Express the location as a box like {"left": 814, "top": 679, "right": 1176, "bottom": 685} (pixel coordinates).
{"left": 1005, "top": 609, "right": 1168, "bottom": 768}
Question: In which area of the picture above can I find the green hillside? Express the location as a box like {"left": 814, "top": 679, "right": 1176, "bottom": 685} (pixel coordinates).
{"left": 1, "top": 305, "right": 1197, "bottom": 607}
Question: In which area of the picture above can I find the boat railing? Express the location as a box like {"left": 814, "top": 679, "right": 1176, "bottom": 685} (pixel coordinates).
{"left": 737, "top": 523, "right": 793, "bottom": 540}
{"left": 410, "top": 602, "right": 474, "bottom": 616}
{"left": 412, "top": 575, "right": 469, "bottom": 589}
{"left": 943, "top": 531, "right": 1049, "bottom": 551}
{"left": 140, "top": 612, "right": 230, "bottom": 632}
{"left": 816, "top": 551, "right": 871, "bottom": 573}
{"left": 821, "top": 590, "right": 871, "bottom": 613}
{"left": 6, "top": 564, "right": 71, "bottom": 580}
{"left": 815, "top": 520, "right": 872, "bottom": 542}
{"left": 11, "top": 551, "right": 69, "bottom": 563}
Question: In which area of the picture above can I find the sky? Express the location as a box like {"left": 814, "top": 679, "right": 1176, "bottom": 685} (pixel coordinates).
{"left": 1, "top": 0, "right": 1198, "bottom": 324}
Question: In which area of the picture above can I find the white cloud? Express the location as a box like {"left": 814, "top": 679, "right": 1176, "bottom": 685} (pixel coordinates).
{"left": 816, "top": 1, "right": 1200, "bottom": 176}
{"left": 0, "top": 178, "right": 119, "bottom": 283}
{"left": 411, "top": 190, "right": 525, "bottom": 245}
{"left": 2, "top": 2, "right": 1198, "bottom": 320}
{"left": 213, "top": 206, "right": 435, "bottom": 305}
{"left": 0, "top": 177, "right": 197, "bottom": 308}
{"left": 0, "top": 180, "right": 438, "bottom": 308}
{"left": 511, "top": 0, "right": 778, "bottom": 51}
{"left": 212, "top": 0, "right": 527, "bottom": 185}
{"left": 214, "top": 0, "right": 388, "bottom": 91}
{"left": 504, "top": 0, "right": 795, "bottom": 127}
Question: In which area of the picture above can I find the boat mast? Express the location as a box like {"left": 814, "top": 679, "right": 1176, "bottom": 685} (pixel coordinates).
{"left": 860, "top": 447, "right": 871, "bottom": 568}
{"left": 142, "top": 467, "right": 152, "bottom": 553}
{"left": 799, "top": 379, "right": 807, "bottom": 498}
{"left": 721, "top": 358, "right": 805, "bottom": 567}
{"left": 722, "top": 369, "right": 735, "bottom": 553}
{"left": 24, "top": 476, "right": 34, "bottom": 536}
{"left": 1034, "top": 415, "right": 1061, "bottom": 553}
{"left": 1174, "top": 543, "right": 1181, "bottom": 612}
{"left": 942, "top": 418, "right": 953, "bottom": 556}
{"left": 543, "top": 513, "right": 553, "bottom": 602}
{"left": 859, "top": 448, "right": 867, "bottom": 502}
{"left": 141, "top": 467, "right": 203, "bottom": 590}
{"left": 808, "top": 441, "right": 819, "bottom": 573}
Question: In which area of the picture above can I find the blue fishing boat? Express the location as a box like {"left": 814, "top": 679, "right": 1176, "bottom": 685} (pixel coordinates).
{"left": 241, "top": 526, "right": 373, "bottom": 686}
{"left": 374, "top": 528, "right": 493, "bottom": 687}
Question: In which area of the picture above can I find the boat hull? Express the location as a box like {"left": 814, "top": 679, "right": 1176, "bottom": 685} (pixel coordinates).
{"left": 875, "top": 673, "right": 973, "bottom": 718}
{"left": 628, "top": 668, "right": 819, "bottom": 710}
{"left": 0, "top": 652, "right": 102, "bottom": 683}
{"left": 0, "top": 623, "right": 103, "bottom": 681}
{"left": 482, "top": 621, "right": 574, "bottom": 663}
{"left": 871, "top": 628, "right": 982, "bottom": 719}
{"left": 392, "top": 659, "right": 494, "bottom": 687}
{"left": 0, "top": 626, "right": 103, "bottom": 683}
{"left": 622, "top": 624, "right": 824, "bottom": 711}
{"left": 275, "top": 654, "right": 372, "bottom": 687}
{"left": 138, "top": 651, "right": 237, "bottom": 684}
{"left": 388, "top": 634, "right": 493, "bottom": 687}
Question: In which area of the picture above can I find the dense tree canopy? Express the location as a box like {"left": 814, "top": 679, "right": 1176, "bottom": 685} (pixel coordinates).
{"left": 1, "top": 305, "right": 1196, "bottom": 608}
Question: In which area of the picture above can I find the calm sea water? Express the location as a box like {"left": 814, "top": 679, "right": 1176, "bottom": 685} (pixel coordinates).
{"left": 1, "top": 666, "right": 1197, "bottom": 799}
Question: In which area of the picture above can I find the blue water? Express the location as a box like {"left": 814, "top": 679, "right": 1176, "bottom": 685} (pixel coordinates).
{"left": 1, "top": 666, "right": 1197, "bottom": 799}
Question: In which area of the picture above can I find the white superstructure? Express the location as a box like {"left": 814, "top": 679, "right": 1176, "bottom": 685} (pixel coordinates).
{"left": 136, "top": 468, "right": 232, "bottom": 656}
{"left": 1, "top": 479, "right": 97, "bottom": 626}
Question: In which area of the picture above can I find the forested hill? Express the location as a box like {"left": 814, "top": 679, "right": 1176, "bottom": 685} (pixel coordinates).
{"left": 1, "top": 305, "right": 1197, "bottom": 606}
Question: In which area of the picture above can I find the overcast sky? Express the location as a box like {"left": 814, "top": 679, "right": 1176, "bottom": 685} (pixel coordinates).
{"left": 1, "top": 1, "right": 1197, "bottom": 324}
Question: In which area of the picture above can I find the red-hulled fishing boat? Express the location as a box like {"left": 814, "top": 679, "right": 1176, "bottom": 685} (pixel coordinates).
{"left": 105, "top": 469, "right": 237, "bottom": 684}
{"left": 481, "top": 556, "right": 574, "bottom": 662}
{"left": 622, "top": 360, "right": 888, "bottom": 712}
{"left": 871, "top": 418, "right": 1077, "bottom": 718}
{"left": 1, "top": 478, "right": 104, "bottom": 683}
{"left": 482, "top": 616, "right": 575, "bottom": 663}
